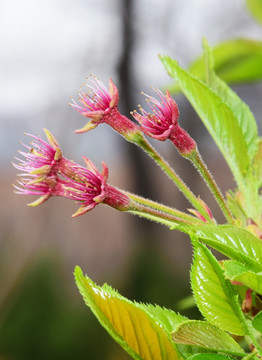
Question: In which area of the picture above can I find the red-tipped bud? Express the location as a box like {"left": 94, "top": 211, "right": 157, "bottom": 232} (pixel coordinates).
{"left": 242, "top": 289, "right": 253, "bottom": 313}
{"left": 13, "top": 129, "right": 62, "bottom": 183}
{"left": 132, "top": 89, "right": 179, "bottom": 140}
{"left": 70, "top": 76, "right": 141, "bottom": 142}
{"left": 132, "top": 88, "right": 196, "bottom": 155}
{"left": 14, "top": 130, "right": 134, "bottom": 217}
{"left": 188, "top": 198, "right": 214, "bottom": 223}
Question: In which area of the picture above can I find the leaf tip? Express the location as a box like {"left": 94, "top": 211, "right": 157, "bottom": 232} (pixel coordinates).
{"left": 74, "top": 265, "right": 83, "bottom": 282}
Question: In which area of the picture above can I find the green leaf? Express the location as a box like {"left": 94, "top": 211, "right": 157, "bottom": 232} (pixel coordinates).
{"left": 138, "top": 303, "right": 188, "bottom": 333}
{"left": 252, "top": 138, "right": 262, "bottom": 189}
{"left": 226, "top": 191, "right": 248, "bottom": 227}
{"left": 188, "top": 354, "right": 236, "bottom": 360}
{"left": 202, "top": 39, "right": 259, "bottom": 221}
{"left": 193, "top": 225, "right": 262, "bottom": 272}
{"left": 202, "top": 39, "right": 258, "bottom": 167}
{"left": 74, "top": 266, "right": 181, "bottom": 360}
{"left": 243, "top": 138, "right": 262, "bottom": 225}
{"left": 246, "top": 0, "right": 262, "bottom": 24}
{"left": 223, "top": 260, "right": 262, "bottom": 295}
{"left": 172, "top": 320, "right": 244, "bottom": 356}
{"left": 160, "top": 55, "right": 251, "bottom": 188}
{"left": 252, "top": 311, "right": 262, "bottom": 333}
{"left": 190, "top": 241, "right": 246, "bottom": 335}
{"left": 169, "top": 39, "right": 262, "bottom": 92}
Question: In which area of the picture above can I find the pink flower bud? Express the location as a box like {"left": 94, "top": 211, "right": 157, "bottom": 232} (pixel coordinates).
{"left": 132, "top": 89, "right": 179, "bottom": 140}
{"left": 70, "top": 76, "right": 141, "bottom": 141}
{"left": 132, "top": 88, "right": 196, "bottom": 155}
{"left": 13, "top": 129, "right": 81, "bottom": 184}
{"left": 13, "top": 129, "right": 62, "bottom": 182}
{"left": 14, "top": 131, "right": 133, "bottom": 217}
{"left": 242, "top": 289, "right": 253, "bottom": 313}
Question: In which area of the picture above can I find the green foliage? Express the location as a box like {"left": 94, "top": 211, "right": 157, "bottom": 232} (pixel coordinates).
{"left": 252, "top": 312, "right": 262, "bottom": 333}
{"left": 190, "top": 241, "right": 246, "bottom": 336}
{"left": 188, "top": 355, "right": 237, "bottom": 360}
{"left": 168, "top": 39, "right": 262, "bottom": 93}
{"left": 160, "top": 55, "right": 256, "bottom": 190}
{"left": 203, "top": 39, "right": 261, "bottom": 222}
{"left": 246, "top": 0, "right": 262, "bottom": 23}
{"left": 202, "top": 39, "right": 258, "bottom": 166}
{"left": 223, "top": 260, "right": 262, "bottom": 295}
{"left": 162, "top": 42, "right": 262, "bottom": 226}
{"left": 172, "top": 320, "right": 244, "bottom": 356}
{"left": 191, "top": 225, "right": 262, "bottom": 272}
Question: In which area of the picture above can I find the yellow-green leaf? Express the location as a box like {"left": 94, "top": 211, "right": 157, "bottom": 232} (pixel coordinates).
{"left": 74, "top": 266, "right": 181, "bottom": 360}
{"left": 172, "top": 320, "right": 244, "bottom": 356}
{"left": 223, "top": 260, "right": 262, "bottom": 295}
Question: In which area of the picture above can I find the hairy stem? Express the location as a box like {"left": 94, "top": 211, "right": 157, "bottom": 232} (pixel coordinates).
{"left": 126, "top": 191, "right": 204, "bottom": 226}
{"left": 129, "top": 203, "right": 194, "bottom": 228}
{"left": 188, "top": 148, "right": 234, "bottom": 224}
{"left": 136, "top": 136, "right": 213, "bottom": 223}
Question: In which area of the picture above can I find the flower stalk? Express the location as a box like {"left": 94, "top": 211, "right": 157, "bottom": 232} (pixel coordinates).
{"left": 187, "top": 148, "right": 234, "bottom": 224}
{"left": 126, "top": 191, "right": 205, "bottom": 226}
{"left": 128, "top": 203, "right": 197, "bottom": 228}
{"left": 135, "top": 136, "right": 214, "bottom": 223}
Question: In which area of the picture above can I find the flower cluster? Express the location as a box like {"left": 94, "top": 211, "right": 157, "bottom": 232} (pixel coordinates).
{"left": 71, "top": 78, "right": 196, "bottom": 155}
{"left": 14, "top": 130, "right": 132, "bottom": 217}
{"left": 14, "top": 77, "right": 222, "bottom": 225}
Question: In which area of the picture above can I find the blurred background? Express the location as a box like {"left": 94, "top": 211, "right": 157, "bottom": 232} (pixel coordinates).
{"left": 1, "top": 0, "right": 262, "bottom": 358}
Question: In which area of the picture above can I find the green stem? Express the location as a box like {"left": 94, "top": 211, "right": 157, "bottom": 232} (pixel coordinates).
{"left": 188, "top": 148, "right": 234, "bottom": 224}
{"left": 129, "top": 210, "right": 182, "bottom": 228}
{"left": 245, "top": 321, "right": 262, "bottom": 358}
{"left": 126, "top": 191, "right": 204, "bottom": 226}
{"left": 129, "top": 202, "right": 194, "bottom": 228}
{"left": 241, "top": 352, "right": 258, "bottom": 360}
{"left": 136, "top": 135, "right": 213, "bottom": 223}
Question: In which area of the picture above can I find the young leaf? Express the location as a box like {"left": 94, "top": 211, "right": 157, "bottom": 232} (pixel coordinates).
{"left": 202, "top": 39, "right": 258, "bottom": 167}
{"left": 74, "top": 266, "right": 181, "bottom": 360}
{"left": 171, "top": 39, "right": 262, "bottom": 89}
{"left": 202, "top": 39, "right": 259, "bottom": 221}
{"left": 172, "top": 320, "right": 244, "bottom": 356}
{"left": 190, "top": 241, "right": 246, "bottom": 335}
{"left": 246, "top": 0, "right": 262, "bottom": 24}
{"left": 252, "top": 138, "right": 262, "bottom": 190}
{"left": 188, "top": 354, "right": 237, "bottom": 360}
{"left": 223, "top": 260, "right": 262, "bottom": 295}
{"left": 160, "top": 55, "right": 251, "bottom": 188}
{"left": 252, "top": 311, "right": 262, "bottom": 333}
{"left": 226, "top": 191, "right": 248, "bottom": 227}
{"left": 192, "top": 225, "right": 262, "bottom": 272}
{"left": 138, "top": 303, "right": 188, "bottom": 333}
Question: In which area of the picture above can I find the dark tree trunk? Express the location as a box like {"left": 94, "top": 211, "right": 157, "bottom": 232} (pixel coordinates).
{"left": 117, "top": 0, "right": 158, "bottom": 240}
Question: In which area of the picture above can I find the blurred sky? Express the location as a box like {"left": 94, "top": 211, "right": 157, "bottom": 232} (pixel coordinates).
{"left": 1, "top": 0, "right": 262, "bottom": 169}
